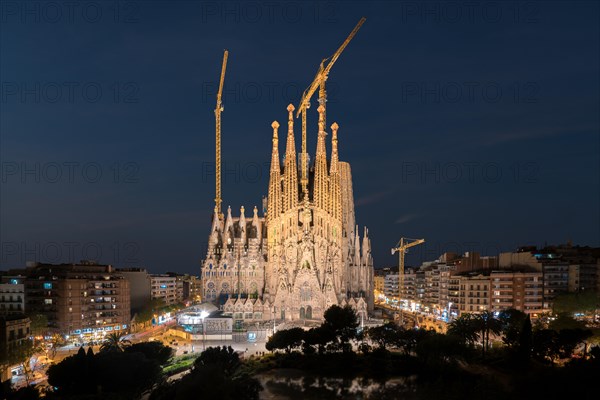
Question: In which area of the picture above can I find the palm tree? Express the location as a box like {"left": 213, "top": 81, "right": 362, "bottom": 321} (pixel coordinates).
{"left": 447, "top": 314, "right": 478, "bottom": 347}
{"left": 100, "top": 332, "right": 131, "bottom": 353}
{"left": 472, "top": 311, "right": 502, "bottom": 357}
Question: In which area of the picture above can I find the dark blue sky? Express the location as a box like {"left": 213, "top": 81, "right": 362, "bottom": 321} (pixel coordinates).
{"left": 1, "top": 1, "right": 598, "bottom": 274}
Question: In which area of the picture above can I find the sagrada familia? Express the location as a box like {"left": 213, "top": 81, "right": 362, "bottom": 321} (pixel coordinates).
{"left": 201, "top": 22, "right": 373, "bottom": 322}
{"left": 201, "top": 101, "right": 374, "bottom": 322}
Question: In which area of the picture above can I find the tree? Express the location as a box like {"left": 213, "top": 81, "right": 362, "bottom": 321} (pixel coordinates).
{"left": 99, "top": 332, "right": 131, "bottom": 353}
{"left": 549, "top": 314, "right": 587, "bottom": 331}
{"left": 26, "top": 314, "right": 48, "bottom": 337}
{"left": 498, "top": 308, "right": 528, "bottom": 350}
{"left": 416, "top": 332, "right": 464, "bottom": 364}
{"left": 555, "top": 328, "right": 593, "bottom": 359}
{"left": 366, "top": 323, "right": 402, "bottom": 350}
{"left": 0, "top": 385, "right": 40, "bottom": 400}
{"left": 532, "top": 329, "right": 560, "bottom": 364}
{"left": 517, "top": 314, "right": 533, "bottom": 362}
{"left": 302, "top": 326, "right": 335, "bottom": 355}
{"left": 136, "top": 298, "right": 168, "bottom": 325}
{"left": 193, "top": 346, "right": 241, "bottom": 376}
{"left": 125, "top": 342, "right": 174, "bottom": 365}
{"left": 396, "top": 327, "right": 432, "bottom": 356}
{"left": 265, "top": 328, "right": 305, "bottom": 353}
{"left": 447, "top": 314, "right": 478, "bottom": 347}
{"left": 150, "top": 346, "right": 262, "bottom": 400}
{"left": 1, "top": 338, "right": 43, "bottom": 386}
{"left": 323, "top": 305, "right": 359, "bottom": 352}
{"left": 552, "top": 291, "right": 600, "bottom": 315}
{"left": 48, "top": 346, "right": 162, "bottom": 398}
{"left": 472, "top": 311, "right": 503, "bottom": 358}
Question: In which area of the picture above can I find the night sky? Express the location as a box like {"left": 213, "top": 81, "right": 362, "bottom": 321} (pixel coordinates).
{"left": 1, "top": 1, "right": 598, "bottom": 274}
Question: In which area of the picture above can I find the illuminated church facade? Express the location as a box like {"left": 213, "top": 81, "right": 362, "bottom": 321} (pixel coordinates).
{"left": 201, "top": 103, "right": 374, "bottom": 322}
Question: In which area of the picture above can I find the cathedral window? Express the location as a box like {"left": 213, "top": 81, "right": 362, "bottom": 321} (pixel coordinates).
{"left": 301, "top": 284, "right": 312, "bottom": 302}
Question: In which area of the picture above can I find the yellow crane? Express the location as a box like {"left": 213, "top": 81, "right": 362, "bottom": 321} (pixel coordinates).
{"left": 391, "top": 237, "right": 425, "bottom": 301}
{"left": 295, "top": 17, "right": 366, "bottom": 196}
{"left": 214, "top": 50, "right": 228, "bottom": 220}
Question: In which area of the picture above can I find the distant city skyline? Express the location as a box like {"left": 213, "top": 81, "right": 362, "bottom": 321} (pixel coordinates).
{"left": 1, "top": 1, "right": 598, "bottom": 274}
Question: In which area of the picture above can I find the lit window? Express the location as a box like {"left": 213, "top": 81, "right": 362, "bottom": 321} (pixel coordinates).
{"left": 43, "top": 283, "right": 52, "bottom": 290}
{"left": 45, "top": 299, "right": 53, "bottom": 305}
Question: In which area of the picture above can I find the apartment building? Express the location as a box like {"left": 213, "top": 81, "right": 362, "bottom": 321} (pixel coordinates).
{"left": 490, "top": 270, "right": 544, "bottom": 315}
{"left": 23, "top": 262, "right": 130, "bottom": 336}
{"left": 150, "top": 275, "right": 178, "bottom": 305}
{"left": 0, "top": 315, "right": 31, "bottom": 359}
{"left": 400, "top": 269, "right": 417, "bottom": 300}
{"left": 457, "top": 274, "right": 490, "bottom": 315}
{"left": 373, "top": 275, "right": 384, "bottom": 297}
{"left": 568, "top": 263, "right": 600, "bottom": 292}
{"left": 384, "top": 274, "right": 399, "bottom": 299}
{"left": 116, "top": 268, "right": 151, "bottom": 314}
{"left": 0, "top": 277, "right": 25, "bottom": 315}
{"left": 181, "top": 275, "right": 202, "bottom": 302}
{"left": 542, "top": 263, "right": 570, "bottom": 309}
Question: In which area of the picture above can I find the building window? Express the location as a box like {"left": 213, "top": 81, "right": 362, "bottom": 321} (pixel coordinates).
{"left": 43, "top": 282, "right": 52, "bottom": 290}
{"left": 45, "top": 299, "right": 53, "bottom": 305}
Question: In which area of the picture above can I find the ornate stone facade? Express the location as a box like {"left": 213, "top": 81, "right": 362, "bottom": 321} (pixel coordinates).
{"left": 202, "top": 104, "right": 373, "bottom": 322}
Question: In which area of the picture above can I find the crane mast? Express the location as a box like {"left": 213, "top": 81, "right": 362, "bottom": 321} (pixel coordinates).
{"left": 214, "top": 50, "right": 228, "bottom": 220}
{"left": 296, "top": 17, "right": 366, "bottom": 197}
{"left": 391, "top": 238, "right": 425, "bottom": 302}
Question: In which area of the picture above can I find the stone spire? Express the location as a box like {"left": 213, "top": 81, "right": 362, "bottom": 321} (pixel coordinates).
{"left": 362, "top": 226, "right": 370, "bottom": 265}
{"left": 354, "top": 225, "right": 361, "bottom": 265}
{"left": 329, "top": 122, "right": 341, "bottom": 221}
{"left": 313, "top": 105, "right": 328, "bottom": 211}
{"left": 211, "top": 206, "right": 221, "bottom": 233}
{"left": 239, "top": 206, "right": 246, "bottom": 242}
{"left": 208, "top": 207, "right": 222, "bottom": 256}
{"left": 283, "top": 104, "right": 298, "bottom": 212}
{"left": 267, "top": 121, "right": 282, "bottom": 223}
{"left": 224, "top": 206, "right": 233, "bottom": 234}
{"left": 251, "top": 206, "right": 261, "bottom": 241}
{"left": 223, "top": 205, "right": 234, "bottom": 251}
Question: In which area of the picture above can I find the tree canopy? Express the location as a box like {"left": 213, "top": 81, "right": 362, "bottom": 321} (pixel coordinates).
{"left": 150, "top": 346, "right": 261, "bottom": 400}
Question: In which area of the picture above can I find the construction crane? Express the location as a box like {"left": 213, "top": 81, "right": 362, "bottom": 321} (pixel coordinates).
{"left": 214, "top": 50, "right": 228, "bottom": 221}
{"left": 295, "top": 17, "right": 366, "bottom": 197}
{"left": 391, "top": 238, "right": 425, "bottom": 302}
